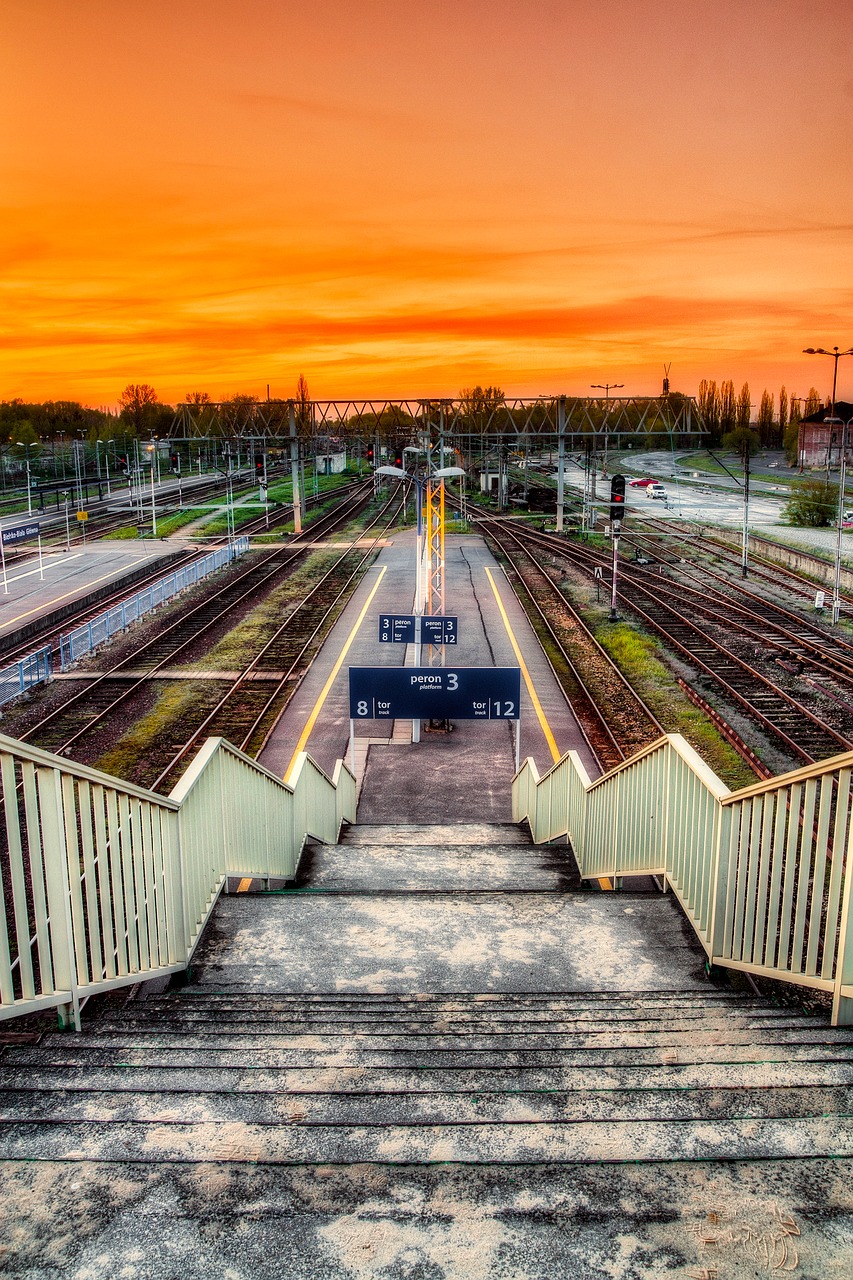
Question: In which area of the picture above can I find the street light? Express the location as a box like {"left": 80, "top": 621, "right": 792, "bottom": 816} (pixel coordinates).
{"left": 146, "top": 442, "right": 157, "bottom": 536}
{"left": 803, "top": 346, "right": 853, "bottom": 423}
{"left": 591, "top": 382, "right": 624, "bottom": 480}
{"left": 829, "top": 415, "right": 853, "bottom": 626}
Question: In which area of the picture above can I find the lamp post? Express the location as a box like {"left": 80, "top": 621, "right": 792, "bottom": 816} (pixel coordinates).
{"left": 803, "top": 346, "right": 853, "bottom": 424}
{"left": 591, "top": 381, "right": 624, "bottom": 479}
{"left": 831, "top": 416, "right": 853, "bottom": 625}
{"left": 146, "top": 442, "right": 157, "bottom": 536}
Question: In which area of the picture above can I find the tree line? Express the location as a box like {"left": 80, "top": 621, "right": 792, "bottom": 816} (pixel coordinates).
{"left": 697, "top": 379, "right": 823, "bottom": 459}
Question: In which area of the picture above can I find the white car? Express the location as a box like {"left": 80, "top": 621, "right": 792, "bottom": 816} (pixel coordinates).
{"left": 646, "top": 483, "right": 667, "bottom": 500}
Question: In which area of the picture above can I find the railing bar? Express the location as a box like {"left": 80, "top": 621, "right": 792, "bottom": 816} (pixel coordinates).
{"left": 106, "top": 791, "right": 129, "bottom": 977}
{"left": 791, "top": 779, "right": 818, "bottom": 974}
{"left": 1, "top": 753, "right": 35, "bottom": 1000}
{"left": 130, "top": 799, "right": 150, "bottom": 973}
{"left": 751, "top": 793, "right": 774, "bottom": 967}
{"left": 823, "top": 770, "right": 851, "bottom": 982}
{"left": 61, "top": 774, "right": 89, "bottom": 986}
{"left": 92, "top": 783, "right": 117, "bottom": 982}
{"left": 22, "top": 761, "right": 55, "bottom": 993}
{"left": 764, "top": 787, "right": 789, "bottom": 969}
{"left": 777, "top": 782, "right": 803, "bottom": 971}
{"left": 76, "top": 779, "right": 103, "bottom": 984}
{"left": 806, "top": 776, "right": 835, "bottom": 977}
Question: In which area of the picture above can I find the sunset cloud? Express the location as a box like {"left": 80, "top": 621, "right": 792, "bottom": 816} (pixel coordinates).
{"left": 1, "top": 0, "right": 851, "bottom": 405}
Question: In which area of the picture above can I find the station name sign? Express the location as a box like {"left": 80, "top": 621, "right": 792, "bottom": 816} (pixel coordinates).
{"left": 378, "top": 615, "right": 458, "bottom": 645}
{"left": 349, "top": 666, "right": 520, "bottom": 721}
{"left": 1, "top": 522, "right": 40, "bottom": 546}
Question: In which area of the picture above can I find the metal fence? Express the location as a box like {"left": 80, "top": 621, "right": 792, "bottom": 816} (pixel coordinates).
{"left": 514, "top": 735, "right": 853, "bottom": 1026}
{"left": 59, "top": 537, "right": 250, "bottom": 669}
{"left": 0, "top": 731, "right": 356, "bottom": 1030}
{"left": 0, "top": 647, "right": 53, "bottom": 710}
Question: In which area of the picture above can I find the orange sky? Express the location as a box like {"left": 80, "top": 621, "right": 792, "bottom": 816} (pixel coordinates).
{"left": 2, "top": 0, "right": 852, "bottom": 408}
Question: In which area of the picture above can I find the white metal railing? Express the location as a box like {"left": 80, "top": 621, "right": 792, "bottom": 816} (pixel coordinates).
{"left": 0, "top": 730, "right": 355, "bottom": 1029}
{"left": 0, "top": 646, "right": 53, "bottom": 709}
{"left": 514, "top": 735, "right": 853, "bottom": 1026}
{"left": 59, "top": 537, "right": 250, "bottom": 669}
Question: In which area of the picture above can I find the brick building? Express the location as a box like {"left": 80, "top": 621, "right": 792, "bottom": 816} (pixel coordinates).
{"left": 797, "top": 401, "right": 853, "bottom": 469}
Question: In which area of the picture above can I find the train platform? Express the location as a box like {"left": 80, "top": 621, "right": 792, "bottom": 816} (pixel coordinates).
{"left": 0, "top": 540, "right": 185, "bottom": 651}
{"left": 259, "top": 531, "right": 600, "bottom": 824}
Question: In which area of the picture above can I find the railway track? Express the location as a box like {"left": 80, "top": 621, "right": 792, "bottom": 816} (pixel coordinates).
{"left": 477, "top": 516, "right": 853, "bottom": 767}
{"left": 468, "top": 512, "right": 664, "bottom": 772}
{"left": 8, "top": 478, "right": 390, "bottom": 788}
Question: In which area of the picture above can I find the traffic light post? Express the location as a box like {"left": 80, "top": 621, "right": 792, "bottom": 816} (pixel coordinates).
{"left": 609, "top": 474, "right": 625, "bottom": 622}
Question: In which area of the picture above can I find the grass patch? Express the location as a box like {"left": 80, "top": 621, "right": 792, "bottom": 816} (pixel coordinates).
{"left": 95, "top": 683, "right": 216, "bottom": 784}
{"left": 102, "top": 526, "right": 140, "bottom": 540}
{"left": 154, "top": 508, "right": 211, "bottom": 536}
{"left": 596, "top": 621, "right": 758, "bottom": 789}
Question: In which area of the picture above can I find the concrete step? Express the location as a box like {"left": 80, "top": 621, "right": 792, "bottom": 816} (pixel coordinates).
{"left": 339, "top": 823, "right": 535, "bottom": 846}
{"left": 1, "top": 1114, "right": 851, "bottom": 1164}
{"left": 100, "top": 1011, "right": 826, "bottom": 1037}
{"left": 3, "top": 1083, "right": 852, "bottom": 1126}
{"left": 5, "top": 1058, "right": 853, "bottom": 1096}
{"left": 4, "top": 1155, "right": 850, "bottom": 1278}
{"left": 293, "top": 843, "right": 578, "bottom": 892}
{"left": 137, "top": 989, "right": 768, "bottom": 1012}
{"left": 6, "top": 1039, "right": 853, "bottom": 1070}
{"left": 58, "top": 1021, "right": 846, "bottom": 1051}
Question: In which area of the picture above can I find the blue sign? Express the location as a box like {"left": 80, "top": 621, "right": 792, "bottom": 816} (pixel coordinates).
{"left": 378, "top": 615, "right": 459, "bottom": 644}
{"left": 379, "top": 615, "right": 417, "bottom": 644}
{"left": 349, "top": 666, "right": 520, "bottom": 720}
{"left": 1, "top": 522, "right": 40, "bottom": 546}
{"left": 421, "top": 616, "right": 458, "bottom": 646}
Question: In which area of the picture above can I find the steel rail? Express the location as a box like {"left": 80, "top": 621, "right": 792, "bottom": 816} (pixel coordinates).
{"left": 506, "top": 523, "right": 852, "bottom": 763}
{"left": 149, "top": 490, "right": 407, "bottom": 789}
{"left": 474, "top": 513, "right": 660, "bottom": 771}
{"left": 16, "top": 481, "right": 376, "bottom": 754}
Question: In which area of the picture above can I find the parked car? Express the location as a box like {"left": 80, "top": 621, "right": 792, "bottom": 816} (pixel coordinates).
{"left": 629, "top": 477, "right": 657, "bottom": 487}
{"left": 646, "top": 483, "right": 667, "bottom": 500}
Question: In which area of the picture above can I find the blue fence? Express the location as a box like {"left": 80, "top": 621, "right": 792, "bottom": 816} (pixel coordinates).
{"left": 60, "top": 537, "right": 250, "bottom": 669}
{"left": 0, "top": 647, "right": 53, "bottom": 709}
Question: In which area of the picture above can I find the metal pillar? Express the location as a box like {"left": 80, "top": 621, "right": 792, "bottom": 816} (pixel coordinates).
{"left": 556, "top": 396, "right": 566, "bottom": 533}
{"left": 289, "top": 402, "right": 302, "bottom": 535}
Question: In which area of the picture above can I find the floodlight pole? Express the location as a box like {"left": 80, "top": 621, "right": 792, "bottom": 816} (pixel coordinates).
{"left": 556, "top": 396, "right": 566, "bottom": 533}
{"left": 832, "top": 417, "right": 852, "bottom": 625}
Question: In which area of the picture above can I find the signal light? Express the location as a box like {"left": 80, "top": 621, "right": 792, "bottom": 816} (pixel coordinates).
{"left": 118, "top": 455, "right": 128, "bottom": 472}
{"left": 367, "top": 446, "right": 374, "bottom": 462}
{"left": 609, "top": 474, "right": 626, "bottom": 527}
{"left": 255, "top": 457, "right": 265, "bottom": 474}
{"left": 170, "top": 452, "right": 179, "bottom": 470}
{"left": 394, "top": 450, "right": 403, "bottom": 468}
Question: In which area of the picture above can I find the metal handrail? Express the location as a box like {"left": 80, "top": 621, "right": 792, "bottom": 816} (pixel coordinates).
{"left": 514, "top": 735, "right": 853, "bottom": 1026}
{"left": 0, "top": 729, "right": 355, "bottom": 1029}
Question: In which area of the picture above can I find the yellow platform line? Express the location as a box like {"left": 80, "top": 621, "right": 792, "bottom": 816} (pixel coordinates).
{"left": 485, "top": 566, "right": 560, "bottom": 764}
{"left": 486, "top": 566, "right": 611, "bottom": 890}
{"left": 284, "top": 565, "right": 388, "bottom": 781}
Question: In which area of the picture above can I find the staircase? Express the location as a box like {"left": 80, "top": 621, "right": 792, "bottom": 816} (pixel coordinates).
{"left": 2, "top": 824, "right": 853, "bottom": 1276}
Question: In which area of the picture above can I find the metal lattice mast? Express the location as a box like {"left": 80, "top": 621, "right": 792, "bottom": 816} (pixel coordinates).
{"left": 426, "top": 480, "right": 446, "bottom": 666}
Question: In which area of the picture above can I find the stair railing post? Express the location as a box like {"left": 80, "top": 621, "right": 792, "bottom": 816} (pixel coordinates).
{"left": 832, "top": 813, "right": 853, "bottom": 1025}
{"left": 37, "top": 765, "right": 81, "bottom": 1031}
{"left": 709, "top": 797, "right": 732, "bottom": 964}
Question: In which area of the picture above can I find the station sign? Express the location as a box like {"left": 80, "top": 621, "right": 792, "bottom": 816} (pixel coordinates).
{"left": 378, "top": 615, "right": 459, "bottom": 645}
{"left": 379, "top": 614, "right": 417, "bottom": 644}
{"left": 1, "top": 522, "right": 41, "bottom": 546}
{"left": 349, "top": 666, "right": 520, "bottom": 721}
{"left": 420, "top": 616, "right": 457, "bottom": 646}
